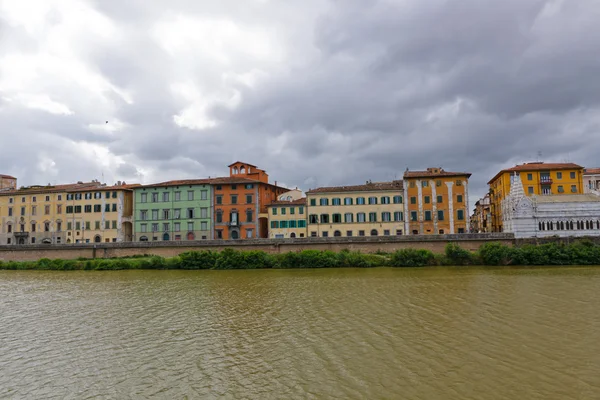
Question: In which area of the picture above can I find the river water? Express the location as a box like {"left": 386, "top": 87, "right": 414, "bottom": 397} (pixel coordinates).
{"left": 1, "top": 267, "right": 600, "bottom": 399}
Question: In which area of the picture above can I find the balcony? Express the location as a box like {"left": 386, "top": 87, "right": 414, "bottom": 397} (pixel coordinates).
{"left": 226, "top": 221, "right": 239, "bottom": 227}
{"left": 539, "top": 178, "right": 553, "bottom": 185}
{"left": 14, "top": 231, "right": 29, "bottom": 238}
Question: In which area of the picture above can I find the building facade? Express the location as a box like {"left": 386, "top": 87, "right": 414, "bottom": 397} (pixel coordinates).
{"left": 403, "top": 168, "right": 471, "bottom": 234}
{"left": 267, "top": 198, "right": 307, "bottom": 239}
{"left": 0, "top": 175, "right": 17, "bottom": 191}
{"left": 584, "top": 168, "right": 600, "bottom": 196}
{"left": 471, "top": 194, "right": 491, "bottom": 233}
{"left": 0, "top": 181, "right": 133, "bottom": 245}
{"left": 306, "top": 181, "right": 405, "bottom": 237}
{"left": 488, "top": 162, "right": 585, "bottom": 232}
{"left": 501, "top": 173, "right": 600, "bottom": 238}
{"left": 133, "top": 180, "right": 212, "bottom": 241}
{"left": 212, "top": 162, "right": 287, "bottom": 240}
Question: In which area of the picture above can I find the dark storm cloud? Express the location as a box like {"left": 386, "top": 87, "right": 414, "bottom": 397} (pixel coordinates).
{"left": 1, "top": 0, "right": 599, "bottom": 206}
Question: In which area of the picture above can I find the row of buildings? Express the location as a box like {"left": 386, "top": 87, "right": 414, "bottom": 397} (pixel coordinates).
{"left": 2, "top": 160, "right": 599, "bottom": 245}
{"left": 0, "top": 162, "right": 471, "bottom": 244}
{"left": 471, "top": 163, "right": 600, "bottom": 238}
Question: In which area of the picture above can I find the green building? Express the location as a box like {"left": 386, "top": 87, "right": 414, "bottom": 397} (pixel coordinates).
{"left": 133, "top": 179, "right": 212, "bottom": 241}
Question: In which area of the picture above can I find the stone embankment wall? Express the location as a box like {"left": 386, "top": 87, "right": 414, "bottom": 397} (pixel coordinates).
{"left": 0, "top": 234, "right": 515, "bottom": 262}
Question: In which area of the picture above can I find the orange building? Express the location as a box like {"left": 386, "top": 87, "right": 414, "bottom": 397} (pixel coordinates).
{"left": 403, "top": 167, "right": 471, "bottom": 234}
{"left": 211, "top": 162, "right": 288, "bottom": 240}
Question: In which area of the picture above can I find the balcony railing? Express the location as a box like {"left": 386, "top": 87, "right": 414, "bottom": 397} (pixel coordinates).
{"left": 539, "top": 178, "right": 553, "bottom": 185}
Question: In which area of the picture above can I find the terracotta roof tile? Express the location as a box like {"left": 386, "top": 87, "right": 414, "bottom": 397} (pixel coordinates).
{"left": 403, "top": 170, "right": 471, "bottom": 179}
{"left": 267, "top": 198, "right": 307, "bottom": 206}
{"left": 488, "top": 162, "right": 583, "bottom": 184}
{"left": 0, "top": 174, "right": 16, "bottom": 179}
{"left": 137, "top": 179, "right": 213, "bottom": 188}
{"left": 584, "top": 168, "right": 600, "bottom": 174}
{"left": 307, "top": 181, "right": 404, "bottom": 194}
{"left": 0, "top": 182, "right": 103, "bottom": 196}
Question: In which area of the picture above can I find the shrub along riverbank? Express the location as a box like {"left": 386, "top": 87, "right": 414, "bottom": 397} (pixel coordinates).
{"left": 1, "top": 241, "right": 600, "bottom": 271}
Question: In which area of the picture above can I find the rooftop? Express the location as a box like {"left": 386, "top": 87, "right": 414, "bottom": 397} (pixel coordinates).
{"left": 584, "top": 168, "right": 600, "bottom": 175}
{"left": 532, "top": 194, "right": 600, "bottom": 203}
{"left": 0, "top": 174, "right": 16, "bottom": 180}
{"left": 267, "top": 198, "right": 306, "bottom": 207}
{"left": 0, "top": 181, "right": 103, "bottom": 196}
{"left": 489, "top": 162, "right": 583, "bottom": 184}
{"left": 404, "top": 168, "right": 471, "bottom": 179}
{"left": 137, "top": 179, "right": 213, "bottom": 189}
{"left": 307, "top": 181, "right": 404, "bottom": 194}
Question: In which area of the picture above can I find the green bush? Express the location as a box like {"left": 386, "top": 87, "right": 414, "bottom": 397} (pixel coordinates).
{"left": 444, "top": 243, "right": 476, "bottom": 265}
{"left": 179, "top": 251, "right": 218, "bottom": 269}
{"left": 478, "top": 242, "right": 514, "bottom": 265}
{"left": 389, "top": 248, "right": 436, "bottom": 267}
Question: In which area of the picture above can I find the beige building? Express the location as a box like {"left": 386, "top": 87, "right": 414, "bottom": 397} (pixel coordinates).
{"left": 0, "top": 180, "right": 134, "bottom": 245}
{"left": 306, "top": 181, "right": 405, "bottom": 237}
{"left": 584, "top": 168, "right": 600, "bottom": 196}
{"left": 267, "top": 198, "right": 307, "bottom": 238}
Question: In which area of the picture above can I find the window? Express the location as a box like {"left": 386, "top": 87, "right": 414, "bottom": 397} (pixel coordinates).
{"left": 163, "top": 192, "right": 169, "bottom": 202}
{"left": 457, "top": 195, "right": 463, "bottom": 203}
{"left": 437, "top": 210, "right": 444, "bottom": 221}
{"left": 152, "top": 223, "right": 158, "bottom": 232}
{"left": 8, "top": 207, "right": 12, "bottom": 216}
{"left": 68, "top": 222, "right": 72, "bottom": 230}
{"left": 422, "top": 181, "right": 428, "bottom": 187}
{"left": 95, "top": 221, "right": 100, "bottom": 230}
{"left": 187, "top": 208, "right": 194, "bottom": 218}
{"left": 370, "top": 229, "right": 378, "bottom": 236}
{"left": 527, "top": 173, "right": 533, "bottom": 181}
{"left": 76, "top": 222, "right": 81, "bottom": 230}
{"left": 281, "top": 208, "right": 287, "bottom": 215}
{"left": 67, "top": 206, "right": 74, "bottom": 214}
{"left": 571, "top": 185, "right": 577, "bottom": 193}
{"left": 231, "top": 184, "right": 237, "bottom": 190}
{"left": 174, "top": 192, "right": 181, "bottom": 201}
{"left": 188, "top": 222, "right": 194, "bottom": 231}
{"left": 216, "top": 211, "right": 223, "bottom": 223}
{"left": 410, "top": 181, "right": 415, "bottom": 188}
{"left": 410, "top": 197, "right": 416, "bottom": 205}
{"left": 344, "top": 197, "right": 353, "bottom": 205}
{"left": 368, "top": 197, "right": 377, "bottom": 205}
{"left": 299, "top": 206, "right": 304, "bottom": 215}
{"left": 558, "top": 185, "right": 564, "bottom": 193}
{"left": 557, "top": 172, "right": 562, "bottom": 179}
{"left": 528, "top": 186, "right": 534, "bottom": 194}
{"left": 142, "top": 193, "right": 149, "bottom": 202}
{"left": 216, "top": 185, "right": 222, "bottom": 191}
{"left": 411, "top": 211, "right": 418, "bottom": 221}
{"left": 84, "top": 193, "right": 91, "bottom": 200}
{"left": 384, "top": 230, "right": 390, "bottom": 236}
{"left": 163, "top": 209, "right": 170, "bottom": 219}
{"left": 163, "top": 223, "right": 169, "bottom": 231}
{"left": 457, "top": 210, "right": 465, "bottom": 220}
{"left": 201, "top": 221, "right": 207, "bottom": 230}
{"left": 19, "top": 206, "right": 25, "bottom": 216}
{"left": 174, "top": 209, "right": 181, "bottom": 219}
{"left": 58, "top": 195, "right": 62, "bottom": 201}
{"left": 359, "top": 230, "right": 365, "bottom": 237}
{"left": 32, "top": 196, "right": 37, "bottom": 202}
{"left": 344, "top": 213, "right": 353, "bottom": 223}
{"left": 425, "top": 211, "right": 432, "bottom": 221}
{"left": 84, "top": 205, "right": 92, "bottom": 213}
{"left": 44, "top": 205, "right": 50, "bottom": 215}
{"left": 381, "top": 196, "right": 390, "bottom": 204}
{"left": 105, "top": 204, "right": 110, "bottom": 212}
{"left": 332, "top": 213, "right": 342, "bottom": 223}
{"left": 85, "top": 221, "right": 90, "bottom": 230}
{"left": 271, "top": 221, "right": 279, "bottom": 229}
{"left": 75, "top": 206, "right": 82, "bottom": 213}
{"left": 368, "top": 212, "right": 377, "bottom": 222}
{"left": 320, "top": 214, "right": 330, "bottom": 223}
{"left": 152, "top": 210, "right": 159, "bottom": 220}
{"left": 393, "top": 196, "right": 402, "bottom": 204}
{"left": 140, "top": 210, "right": 148, "bottom": 220}
{"left": 394, "top": 211, "right": 403, "bottom": 221}
{"left": 246, "top": 195, "right": 252, "bottom": 204}
{"left": 67, "top": 194, "right": 74, "bottom": 201}
{"left": 290, "top": 207, "right": 295, "bottom": 215}
{"left": 332, "top": 198, "right": 341, "bottom": 206}
{"left": 437, "top": 195, "right": 443, "bottom": 204}
{"left": 188, "top": 191, "right": 194, "bottom": 201}
{"left": 309, "top": 214, "right": 319, "bottom": 224}
{"left": 570, "top": 172, "right": 576, "bottom": 179}
{"left": 112, "top": 221, "right": 117, "bottom": 229}
{"left": 152, "top": 193, "right": 159, "bottom": 202}
{"left": 231, "top": 195, "right": 238, "bottom": 204}
{"left": 200, "top": 208, "right": 208, "bottom": 218}
{"left": 216, "top": 195, "right": 222, "bottom": 205}
{"left": 322, "top": 231, "right": 328, "bottom": 237}
{"left": 357, "top": 213, "right": 366, "bottom": 223}
{"left": 346, "top": 231, "right": 353, "bottom": 237}
{"left": 8, "top": 198, "right": 13, "bottom": 204}
{"left": 456, "top": 180, "right": 462, "bottom": 186}
{"left": 201, "top": 190, "right": 208, "bottom": 200}
{"left": 246, "top": 210, "right": 253, "bottom": 222}
{"left": 382, "top": 212, "right": 391, "bottom": 222}
{"left": 424, "top": 196, "right": 430, "bottom": 204}
{"left": 272, "top": 207, "right": 278, "bottom": 216}
{"left": 320, "top": 198, "right": 329, "bottom": 206}
{"left": 298, "top": 220, "right": 306, "bottom": 228}
{"left": 436, "top": 180, "right": 442, "bottom": 187}
{"left": 45, "top": 196, "right": 50, "bottom": 202}
{"left": 396, "top": 229, "right": 403, "bottom": 236}
{"left": 310, "top": 199, "right": 316, "bottom": 206}
{"left": 245, "top": 184, "right": 254, "bottom": 189}
{"left": 31, "top": 223, "right": 36, "bottom": 232}
{"left": 7, "top": 225, "right": 11, "bottom": 233}
{"left": 31, "top": 206, "right": 36, "bottom": 216}
{"left": 105, "top": 192, "right": 110, "bottom": 199}
{"left": 112, "top": 191, "right": 117, "bottom": 199}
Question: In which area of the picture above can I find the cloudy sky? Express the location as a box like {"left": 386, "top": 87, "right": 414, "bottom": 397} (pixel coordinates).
{"left": 1, "top": 0, "right": 599, "bottom": 208}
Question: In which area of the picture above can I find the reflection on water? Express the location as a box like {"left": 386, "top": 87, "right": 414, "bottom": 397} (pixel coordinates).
{"left": 1, "top": 267, "right": 600, "bottom": 399}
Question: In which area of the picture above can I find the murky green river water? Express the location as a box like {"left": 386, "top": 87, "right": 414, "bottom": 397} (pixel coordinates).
{"left": 1, "top": 267, "right": 600, "bottom": 399}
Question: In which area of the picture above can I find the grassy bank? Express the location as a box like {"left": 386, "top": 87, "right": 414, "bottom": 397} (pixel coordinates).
{"left": 2, "top": 240, "right": 600, "bottom": 271}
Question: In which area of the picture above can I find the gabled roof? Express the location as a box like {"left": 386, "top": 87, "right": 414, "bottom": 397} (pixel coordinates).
{"left": 307, "top": 181, "right": 404, "bottom": 194}
{"left": 488, "top": 162, "right": 583, "bottom": 184}
{"left": 228, "top": 161, "right": 258, "bottom": 168}
{"left": 584, "top": 168, "right": 600, "bottom": 175}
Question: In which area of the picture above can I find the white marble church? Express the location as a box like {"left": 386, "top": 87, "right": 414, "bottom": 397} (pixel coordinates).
{"left": 502, "top": 173, "right": 600, "bottom": 238}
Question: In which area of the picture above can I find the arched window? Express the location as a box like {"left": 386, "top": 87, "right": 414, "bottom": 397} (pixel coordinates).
{"left": 187, "top": 232, "right": 195, "bottom": 240}
{"left": 94, "top": 235, "right": 101, "bottom": 243}
{"left": 240, "top": 166, "right": 246, "bottom": 174}
{"left": 334, "top": 230, "right": 342, "bottom": 237}
{"left": 370, "top": 229, "right": 378, "bottom": 236}
{"left": 290, "top": 232, "right": 296, "bottom": 238}
{"left": 233, "top": 167, "right": 239, "bottom": 174}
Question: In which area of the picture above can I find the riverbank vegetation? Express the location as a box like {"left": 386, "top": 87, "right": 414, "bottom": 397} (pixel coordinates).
{"left": 1, "top": 241, "right": 600, "bottom": 270}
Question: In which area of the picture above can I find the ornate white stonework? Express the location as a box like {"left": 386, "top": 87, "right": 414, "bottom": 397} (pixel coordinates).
{"left": 502, "top": 173, "right": 600, "bottom": 238}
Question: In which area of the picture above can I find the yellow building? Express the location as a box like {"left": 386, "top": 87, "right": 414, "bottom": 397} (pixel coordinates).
{"left": 403, "top": 168, "right": 471, "bottom": 234}
{"left": 267, "top": 199, "right": 307, "bottom": 238}
{"left": 306, "top": 181, "right": 405, "bottom": 237}
{"left": 488, "top": 162, "right": 584, "bottom": 232}
{"left": 0, "top": 180, "right": 135, "bottom": 245}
